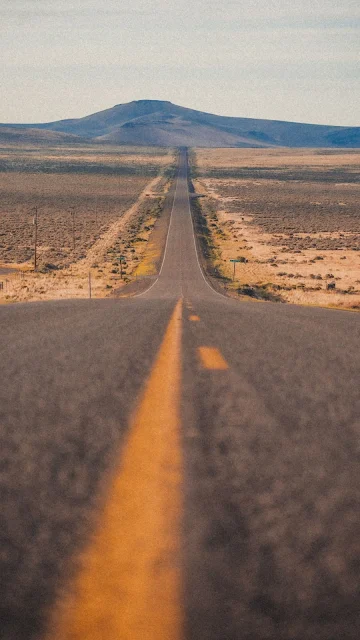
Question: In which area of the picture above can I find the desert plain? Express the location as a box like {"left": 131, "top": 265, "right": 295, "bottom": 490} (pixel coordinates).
{"left": 192, "top": 148, "right": 360, "bottom": 310}
{"left": 1, "top": 144, "right": 359, "bottom": 310}
{"left": 0, "top": 144, "right": 175, "bottom": 302}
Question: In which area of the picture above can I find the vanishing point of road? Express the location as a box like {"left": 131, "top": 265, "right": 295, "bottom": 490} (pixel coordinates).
{"left": 0, "top": 151, "right": 359, "bottom": 640}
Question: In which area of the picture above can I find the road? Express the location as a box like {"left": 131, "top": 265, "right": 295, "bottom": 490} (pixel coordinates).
{"left": 0, "top": 151, "right": 359, "bottom": 640}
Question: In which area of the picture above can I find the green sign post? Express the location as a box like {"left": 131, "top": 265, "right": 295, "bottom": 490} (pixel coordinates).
{"left": 229, "top": 258, "right": 242, "bottom": 281}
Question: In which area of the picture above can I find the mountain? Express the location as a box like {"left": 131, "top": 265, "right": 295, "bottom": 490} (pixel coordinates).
{"left": 2, "top": 100, "right": 360, "bottom": 148}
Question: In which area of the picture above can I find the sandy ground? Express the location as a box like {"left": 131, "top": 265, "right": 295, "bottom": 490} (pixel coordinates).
{"left": 0, "top": 175, "right": 172, "bottom": 303}
{"left": 193, "top": 149, "right": 360, "bottom": 310}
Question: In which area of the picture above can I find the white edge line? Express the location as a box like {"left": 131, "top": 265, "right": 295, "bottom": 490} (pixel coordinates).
{"left": 129, "top": 151, "right": 231, "bottom": 302}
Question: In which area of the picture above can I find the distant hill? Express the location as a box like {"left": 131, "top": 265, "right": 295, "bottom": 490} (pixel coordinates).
{"left": 0, "top": 126, "right": 84, "bottom": 145}
{"left": 2, "top": 100, "right": 360, "bottom": 148}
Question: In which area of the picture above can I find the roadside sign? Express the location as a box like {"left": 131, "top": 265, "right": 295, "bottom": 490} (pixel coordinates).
{"left": 229, "top": 258, "right": 242, "bottom": 280}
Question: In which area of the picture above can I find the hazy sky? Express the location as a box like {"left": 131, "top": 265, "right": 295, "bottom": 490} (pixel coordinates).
{"left": 1, "top": 0, "right": 359, "bottom": 125}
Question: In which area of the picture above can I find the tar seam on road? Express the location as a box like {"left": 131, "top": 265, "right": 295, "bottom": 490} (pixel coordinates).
{"left": 197, "top": 346, "right": 229, "bottom": 370}
{"left": 46, "top": 299, "right": 184, "bottom": 640}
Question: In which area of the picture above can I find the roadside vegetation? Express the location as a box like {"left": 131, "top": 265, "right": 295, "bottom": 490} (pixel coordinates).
{"left": 189, "top": 152, "right": 284, "bottom": 302}
{"left": 0, "top": 144, "right": 176, "bottom": 302}
{"left": 190, "top": 148, "right": 360, "bottom": 310}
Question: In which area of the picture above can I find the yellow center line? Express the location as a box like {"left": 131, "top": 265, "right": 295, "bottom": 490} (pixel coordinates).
{"left": 189, "top": 315, "right": 200, "bottom": 322}
{"left": 198, "top": 346, "right": 229, "bottom": 371}
{"left": 47, "top": 299, "right": 183, "bottom": 640}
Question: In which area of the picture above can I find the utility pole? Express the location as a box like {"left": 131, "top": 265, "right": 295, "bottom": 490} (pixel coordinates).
{"left": 32, "top": 207, "right": 38, "bottom": 271}
{"left": 88, "top": 271, "right": 92, "bottom": 299}
{"left": 70, "top": 206, "right": 76, "bottom": 251}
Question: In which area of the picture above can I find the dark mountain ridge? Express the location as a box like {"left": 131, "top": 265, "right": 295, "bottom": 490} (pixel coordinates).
{"left": 1, "top": 100, "right": 360, "bottom": 147}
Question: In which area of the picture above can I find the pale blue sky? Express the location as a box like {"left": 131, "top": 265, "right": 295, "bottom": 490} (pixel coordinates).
{"left": 1, "top": 0, "right": 359, "bottom": 125}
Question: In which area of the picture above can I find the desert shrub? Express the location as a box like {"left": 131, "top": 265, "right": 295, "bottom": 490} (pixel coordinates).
{"left": 237, "top": 284, "right": 284, "bottom": 302}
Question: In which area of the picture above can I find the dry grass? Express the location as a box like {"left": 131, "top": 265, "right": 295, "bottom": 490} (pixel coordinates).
{"left": 196, "top": 148, "right": 360, "bottom": 169}
{"left": 0, "top": 144, "right": 175, "bottom": 302}
{"left": 193, "top": 148, "right": 360, "bottom": 310}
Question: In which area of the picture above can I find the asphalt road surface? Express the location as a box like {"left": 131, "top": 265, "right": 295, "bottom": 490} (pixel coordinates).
{"left": 0, "top": 151, "right": 359, "bottom": 640}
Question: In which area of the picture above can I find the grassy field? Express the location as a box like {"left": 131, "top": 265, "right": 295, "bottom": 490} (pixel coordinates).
{"left": 0, "top": 144, "right": 175, "bottom": 301}
{"left": 192, "top": 148, "right": 360, "bottom": 310}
